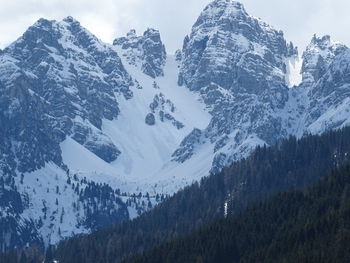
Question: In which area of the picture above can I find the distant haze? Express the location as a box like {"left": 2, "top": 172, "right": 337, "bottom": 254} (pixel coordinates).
{"left": 0, "top": 0, "right": 349, "bottom": 54}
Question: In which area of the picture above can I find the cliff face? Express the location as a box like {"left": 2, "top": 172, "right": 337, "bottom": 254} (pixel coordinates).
{"left": 174, "top": 0, "right": 297, "bottom": 173}
{"left": 114, "top": 28, "right": 167, "bottom": 78}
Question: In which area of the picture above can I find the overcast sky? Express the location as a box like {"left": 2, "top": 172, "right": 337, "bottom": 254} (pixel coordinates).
{"left": 0, "top": 0, "right": 349, "bottom": 54}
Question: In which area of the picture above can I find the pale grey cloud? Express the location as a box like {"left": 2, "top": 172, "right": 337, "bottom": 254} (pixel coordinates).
{"left": 0, "top": 0, "right": 349, "bottom": 54}
{"left": 240, "top": 0, "right": 350, "bottom": 53}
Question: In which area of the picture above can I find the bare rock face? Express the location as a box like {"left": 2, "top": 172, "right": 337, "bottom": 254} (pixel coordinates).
{"left": 174, "top": 0, "right": 297, "bottom": 171}
{"left": 302, "top": 36, "right": 350, "bottom": 134}
{"left": 0, "top": 16, "right": 136, "bottom": 166}
{"left": 0, "top": 16, "right": 133, "bottom": 251}
{"left": 113, "top": 28, "right": 167, "bottom": 78}
{"left": 147, "top": 93, "right": 184, "bottom": 129}
{"left": 301, "top": 35, "right": 347, "bottom": 85}
{"left": 179, "top": 0, "right": 294, "bottom": 94}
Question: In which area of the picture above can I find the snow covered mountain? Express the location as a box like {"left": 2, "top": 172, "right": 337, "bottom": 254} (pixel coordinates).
{"left": 170, "top": 0, "right": 350, "bottom": 179}
{"left": 1, "top": 0, "right": 350, "bottom": 252}
{"left": 0, "top": 16, "right": 172, "bottom": 251}
{"left": 173, "top": 0, "right": 298, "bottom": 176}
{"left": 301, "top": 35, "right": 350, "bottom": 133}
{"left": 0, "top": 14, "right": 210, "bottom": 251}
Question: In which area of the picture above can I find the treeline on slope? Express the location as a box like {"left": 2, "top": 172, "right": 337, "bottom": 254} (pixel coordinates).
{"left": 127, "top": 163, "right": 350, "bottom": 263}
{"left": 54, "top": 127, "right": 350, "bottom": 263}
{"left": 224, "top": 127, "right": 350, "bottom": 216}
{"left": 3, "top": 127, "right": 350, "bottom": 263}
{"left": 54, "top": 171, "right": 226, "bottom": 263}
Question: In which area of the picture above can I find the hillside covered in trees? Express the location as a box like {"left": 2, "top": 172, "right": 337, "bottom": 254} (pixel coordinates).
{"left": 127, "top": 164, "right": 350, "bottom": 263}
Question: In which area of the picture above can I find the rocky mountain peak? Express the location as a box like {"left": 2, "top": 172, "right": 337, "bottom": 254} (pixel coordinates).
{"left": 126, "top": 29, "right": 137, "bottom": 38}
{"left": 179, "top": 0, "right": 294, "bottom": 95}
{"left": 174, "top": 0, "right": 298, "bottom": 174}
{"left": 311, "top": 34, "right": 336, "bottom": 49}
{"left": 194, "top": 0, "right": 248, "bottom": 26}
{"left": 301, "top": 34, "right": 347, "bottom": 85}
{"left": 192, "top": 0, "right": 285, "bottom": 47}
{"left": 32, "top": 17, "right": 53, "bottom": 27}
{"left": 191, "top": 0, "right": 249, "bottom": 40}
{"left": 287, "top": 41, "right": 298, "bottom": 57}
{"left": 199, "top": 0, "right": 247, "bottom": 22}
{"left": 143, "top": 28, "right": 160, "bottom": 38}
{"left": 62, "top": 16, "right": 80, "bottom": 25}
{"left": 0, "top": 17, "right": 135, "bottom": 170}
{"left": 113, "top": 28, "right": 166, "bottom": 78}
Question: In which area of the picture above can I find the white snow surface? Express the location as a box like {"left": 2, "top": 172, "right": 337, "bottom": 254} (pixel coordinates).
{"left": 285, "top": 55, "right": 303, "bottom": 87}
{"left": 18, "top": 163, "right": 89, "bottom": 246}
{"left": 60, "top": 137, "right": 131, "bottom": 190}
{"left": 60, "top": 54, "right": 211, "bottom": 194}
{"left": 307, "top": 96, "right": 350, "bottom": 134}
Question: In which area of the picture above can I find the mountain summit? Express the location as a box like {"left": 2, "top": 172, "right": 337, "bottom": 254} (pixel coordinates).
{"left": 173, "top": 0, "right": 299, "bottom": 174}
{"left": 114, "top": 28, "right": 167, "bottom": 78}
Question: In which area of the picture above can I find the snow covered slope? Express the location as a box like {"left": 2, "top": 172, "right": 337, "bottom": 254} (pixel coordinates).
{"left": 59, "top": 51, "right": 211, "bottom": 194}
